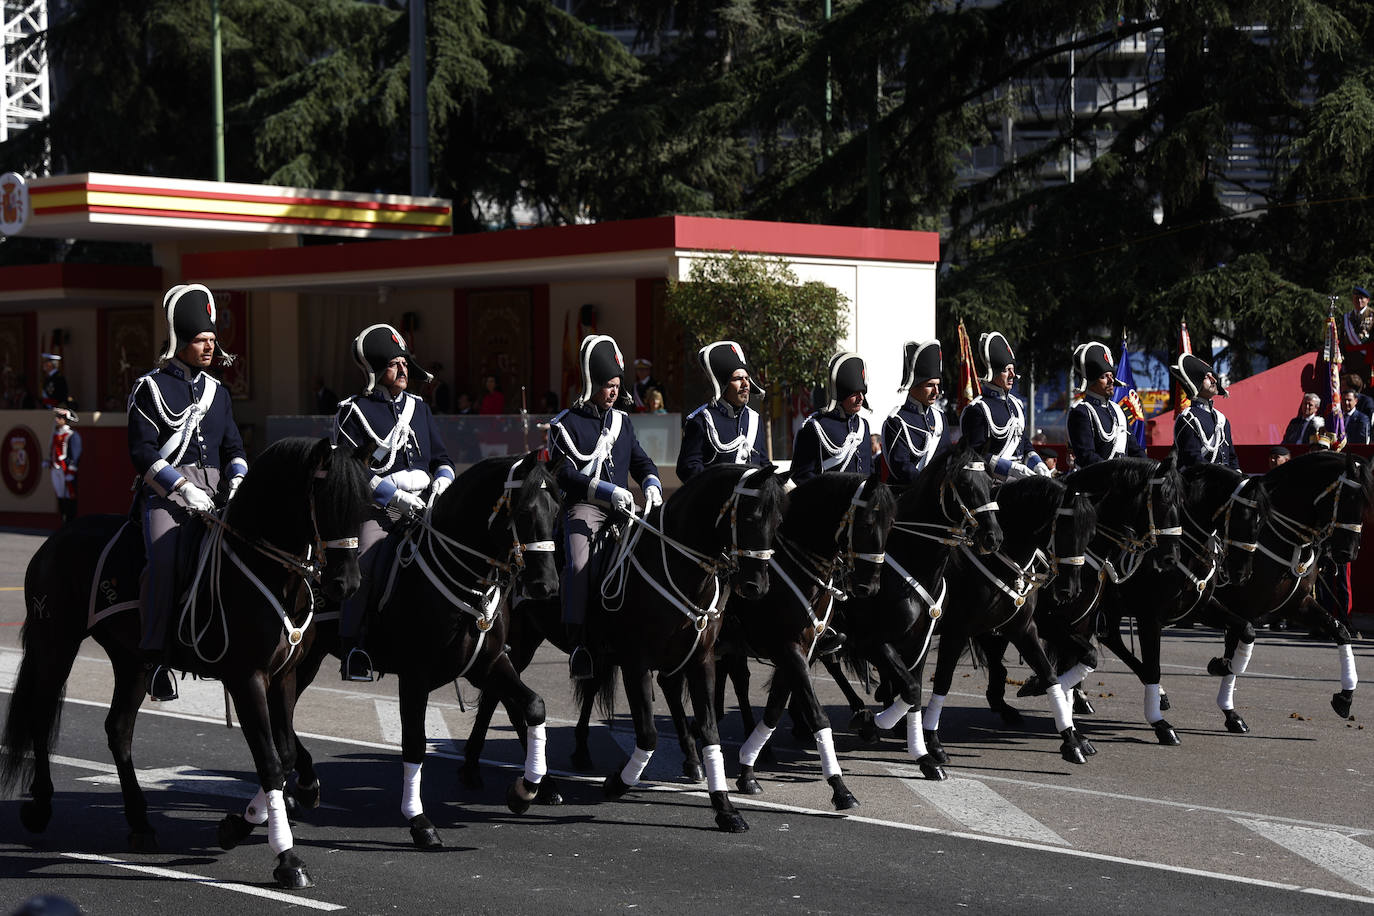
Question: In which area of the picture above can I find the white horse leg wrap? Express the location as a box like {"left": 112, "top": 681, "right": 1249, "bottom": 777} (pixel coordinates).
{"left": 1217, "top": 675, "right": 1238, "bottom": 711}
{"left": 620, "top": 747, "right": 653, "bottom": 787}
{"left": 814, "top": 728, "right": 841, "bottom": 779}
{"left": 874, "top": 698, "right": 912, "bottom": 731}
{"left": 906, "top": 710, "right": 929, "bottom": 759}
{"left": 921, "top": 695, "right": 946, "bottom": 732}
{"left": 401, "top": 761, "right": 423, "bottom": 820}
{"left": 1045, "top": 683, "right": 1073, "bottom": 732}
{"left": 739, "top": 722, "right": 775, "bottom": 767}
{"left": 1057, "top": 662, "right": 1095, "bottom": 693}
{"left": 1232, "top": 640, "right": 1254, "bottom": 675}
{"left": 523, "top": 723, "right": 547, "bottom": 785}
{"left": 243, "top": 788, "right": 268, "bottom": 825}
{"left": 702, "top": 744, "right": 728, "bottom": 793}
{"left": 265, "top": 789, "right": 292, "bottom": 855}
{"left": 1144, "top": 684, "right": 1164, "bottom": 724}
{"left": 1339, "top": 644, "right": 1358, "bottom": 691}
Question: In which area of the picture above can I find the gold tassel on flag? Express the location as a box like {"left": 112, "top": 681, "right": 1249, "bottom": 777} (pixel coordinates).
{"left": 956, "top": 319, "right": 981, "bottom": 412}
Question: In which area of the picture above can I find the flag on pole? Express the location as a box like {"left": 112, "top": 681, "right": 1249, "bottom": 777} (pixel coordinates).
{"left": 956, "top": 319, "right": 981, "bottom": 412}
{"left": 1322, "top": 314, "right": 1347, "bottom": 451}
{"left": 1173, "top": 320, "right": 1192, "bottom": 415}
{"left": 1112, "top": 335, "right": 1147, "bottom": 448}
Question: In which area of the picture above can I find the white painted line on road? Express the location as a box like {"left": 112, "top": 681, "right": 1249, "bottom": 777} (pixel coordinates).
{"left": 900, "top": 776, "right": 1068, "bottom": 845}
{"left": 60, "top": 852, "right": 345, "bottom": 910}
{"left": 372, "top": 696, "right": 452, "bottom": 749}
{"left": 1235, "top": 818, "right": 1374, "bottom": 894}
{"left": 80, "top": 764, "right": 252, "bottom": 801}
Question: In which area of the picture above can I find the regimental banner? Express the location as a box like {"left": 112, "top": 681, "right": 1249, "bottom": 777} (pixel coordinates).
{"left": 1, "top": 426, "right": 40, "bottom": 496}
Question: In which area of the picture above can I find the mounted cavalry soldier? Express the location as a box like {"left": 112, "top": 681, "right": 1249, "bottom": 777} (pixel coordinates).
{"left": 1067, "top": 341, "right": 1146, "bottom": 467}
{"left": 1170, "top": 352, "right": 1238, "bottom": 470}
{"left": 549, "top": 334, "right": 662, "bottom": 679}
{"left": 960, "top": 332, "right": 1049, "bottom": 479}
{"left": 676, "top": 340, "right": 767, "bottom": 483}
{"left": 332, "top": 323, "right": 455, "bottom": 681}
{"left": 790, "top": 351, "right": 874, "bottom": 485}
{"left": 130, "top": 284, "right": 248, "bottom": 701}
{"left": 882, "top": 340, "right": 949, "bottom": 486}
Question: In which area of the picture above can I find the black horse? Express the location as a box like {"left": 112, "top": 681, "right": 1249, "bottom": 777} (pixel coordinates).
{"left": 267, "top": 453, "right": 562, "bottom": 850}
{"left": 1, "top": 437, "right": 368, "bottom": 889}
{"left": 805, "top": 448, "right": 1004, "bottom": 777}
{"left": 675, "top": 471, "right": 895, "bottom": 810}
{"left": 1201, "top": 450, "right": 1371, "bottom": 733}
{"left": 985, "top": 462, "right": 1267, "bottom": 745}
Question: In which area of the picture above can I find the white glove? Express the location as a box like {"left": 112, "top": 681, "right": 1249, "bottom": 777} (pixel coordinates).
{"left": 179, "top": 482, "right": 215, "bottom": 513}
{"left": 227, "top": 476, "right": 244, "bottom": 501}
{"left": 1033, "top": 462, "right": 1052, "bottom": 477}
{"left": 644, "top": 485, "right": 663, "bottom": 510}
{"left": 391, "top": 489, "right": 426, "bottom": 518}
{"left": 432, "top": 475, "right": 452, "bottom": 498}
{"left": 610, "top": 486, "right": 635, "bottom": 515}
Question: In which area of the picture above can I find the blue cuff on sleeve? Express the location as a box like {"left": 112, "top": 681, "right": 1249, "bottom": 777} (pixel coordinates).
{"left": 228, "top": 457, "right": 248, "bottom": 477}
{"left": 372, "top": 477, "right": 397, "bottom": 507}
{"left": 154, "top": 464, "right": 183, "bottom": 495}
{"left": 643, "top": 475, "right": 661, "bottom": 492}
{"left": 594, "top": 480, "right": 617, "bottom": 502}
{"left": 990, "top": 456, "right": 1012, "bottom": 479}
{"left": 1025, "top": 452, "right": 1044, "bottom": 470}
{"left": 435, "top": 465, "right": 455, "bottom": 481}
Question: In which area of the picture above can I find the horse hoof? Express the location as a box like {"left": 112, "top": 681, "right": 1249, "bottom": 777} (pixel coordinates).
{"left": 127, "top": 830, "right": 158, "bottom": 853}
{"left": 1153, "top": 720, "right": 1181, "bottom": 746}
{"left": 18, "top": 800, "right": 52, "bottom": 834}
{"left": 715, "top": 811, "right": 749, "bottom": 833}
{"left": 537, "top": 778, "right": 564, "bottom": 806}
{"left": 682, "top": 759, "right": 705, "bottom": 783}
{"left": 1073, "top": 694, "right": 1095, "bottom": 716}
{"left": 506, "top": 777, "right": 538, "bottom": 815}
{"left": 409, "top": 815, "right": 443, "bottom": 849}
{"left": 272, "top": 851, "right": 314, "bottom": 889}
{"left": 1060, "top": 742, "right": 1087, "bottom": 764}
{"left": 217, "top": 813, "right": 255, "bottom": 851}
{"left": 1223, "top": 710, "right": 1249, "bottom": 734}
{"left": 1207, "top": 657, "right": 1233, "bottom": 677}
{"left": 1017, "top": 675, "right": 1048, "bottom": 698}
{"left": 1075, "top": 733, "right": 1097, "bottom": 757}
{"left": 924, "top": 730, "right": 949, "bottom": 766}
{"left": 917, "top": 756, "right": 947, "bottom": 781}
{"left": 457, "top": 763, "right": 483, "bottom": 791}
{"left": 1332, "top": 691, "right": 1354, "bottom": 719}
{"left": 293, "top": 778, "right": 321, "bottom": 810}
{"left": 604, "top": 772, "right": 631, "bottom": 799}
{"left": 993, "top": 705, "right": 1023, "bottom": 726}
{"left": 735, "top": 775, "right": 763, "bottom": 795}
{"left": 570, "top": 749, "right": 595, "bottom": 773}
{"left": 831, "top": 790, "right": 860, "bottom": 811}
{"left": 1158, "top": 693, "right": 1171, "bottom": 712}
{"left": 850, "top": 710, "right": 880, "bottom": 744}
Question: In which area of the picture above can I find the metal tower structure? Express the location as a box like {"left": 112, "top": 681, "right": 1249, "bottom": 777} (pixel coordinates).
{"left": 2, "top": 0, "right": 49, "bottom": 149}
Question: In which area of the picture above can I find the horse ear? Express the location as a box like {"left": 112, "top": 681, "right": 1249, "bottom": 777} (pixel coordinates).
{"left": 310, "top": 436, "right": 334, "bottom": 469}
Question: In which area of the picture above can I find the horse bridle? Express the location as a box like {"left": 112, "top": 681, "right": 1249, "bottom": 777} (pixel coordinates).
{"left": 1255, "top": 469, "right": 1365, "bottom": 577}
{"left": 1088, "top": 471, "right": 1182, "bottom": 583}
{"left": 714, "top": 466, "right": 779, "bottom": 571}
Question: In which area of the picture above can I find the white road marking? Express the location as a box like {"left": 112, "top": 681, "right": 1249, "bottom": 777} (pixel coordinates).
{"left": 60, "top": 852, "right": 345, "bottom": 911}
{"left": 1236, "top": 818, "right": 1374, "bottom": 894}
{"left": 900, "top": 776, "right": 1068, "bottom": 845}
{"left": 373, "top": 696, "right": 452, "bottom": 750}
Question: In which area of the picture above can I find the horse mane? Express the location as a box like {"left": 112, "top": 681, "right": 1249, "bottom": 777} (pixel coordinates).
{"left": 784, "top": 471, "right": 892, "bottom": 548}
{"left": 1067, "top": 455, "right": 1179, "bottom": 513}
{"left": 676, "top": 464, "right": 785, "bottom": 540}
{"left": 891, "top": 445, "right": 979, "bottom": 519}
{"left": 1266, "top": 449, "right": 1374, "bottom": 515}
{"left": 226, "top": 437, "right": 368, "bottom": 547}
{"left": 995, "top": 475, "right": 1064, "bottom": 543}
{"left": 429, "top": 454, "right": 552, "bottom": 546}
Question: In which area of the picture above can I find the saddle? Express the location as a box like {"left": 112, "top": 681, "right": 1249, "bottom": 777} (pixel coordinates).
{"left": 88, "top": 515, "right": 209, "bottom": 630}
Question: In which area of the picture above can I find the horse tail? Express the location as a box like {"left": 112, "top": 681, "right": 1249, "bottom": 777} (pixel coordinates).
{"left": 572, "top": 665, "right": 620, "bottom": 720}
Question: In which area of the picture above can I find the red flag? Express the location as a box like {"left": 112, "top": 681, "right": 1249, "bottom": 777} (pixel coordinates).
{"left": 956, "top": 319, "right": 981, "bottom": 412}
{"left": 1174, "top": 320, "right": 1193, "bottom": 415}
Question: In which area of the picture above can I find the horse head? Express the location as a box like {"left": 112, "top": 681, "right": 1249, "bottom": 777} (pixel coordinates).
{"left": 1329, "top": 451, "right": 1372, "bottom": 564}
{"left": 842, "top": 471, "right": 896, "bottom": 599}
{"left": 1146, "top": 453, "right": 1184, "bottom": 573}
{"left": 1196, "top": 466, "right": 1265, "bottom": 587}
{"left": 1049, "top": 490, "right": 1096, "bottom": 604}
{"left": 722, "top": 465, "right": 785, "bottom": 601}
{"left": 502, "top": 452, "right": 562, "bottom": 601}
{"left": 302, "top": 438, "right": 370, "bottom": 602}
{"left": 949, "top": 450, "right": 1003, "bottom": 555}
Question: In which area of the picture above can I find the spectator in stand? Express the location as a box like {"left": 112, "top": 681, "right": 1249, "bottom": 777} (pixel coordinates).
{"left": 1282, "top": 393, "right": 1324, "bottom": 445}
{"left": 478, "top": 374, "right": 505, "bottom": 414}
{"left": 1269, "top": 445, "right": 1290, "bottom": 467}
{"left": 1343, "top": 285, "right": 1374, "bottom": 349}
{"left": 1343, "top": 373, "right": 1374, "bottom": 420}
{"left": 455, "top": 392, "right": 475, "bottom": 414}
{"left": 426, "top": 362, "right": 452, "bottom": 413}
{"left": 645, "top": 388, "right": 667, "bottom": 414}
{"left": 541, "top": 391, "right": 560, "bottom": 415}
{"left": 1342, "top": 389, "right": 1371, "bottom": 445}
{"left": 631, "top": 358, "right": 660, "bottom": 412}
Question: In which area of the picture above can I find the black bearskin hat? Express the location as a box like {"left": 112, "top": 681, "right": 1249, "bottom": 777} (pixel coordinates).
{"left": 160, "top": 284, "right": 226, "bottom": 363}
{"left": 978, "top": 332, "right": 1015, "bottom": 382}
{"left": 822, "top": 351, "right": 869, "bottom": 412}
{"left": 899, "top": 340, "right": 941, "bottom": 393}
{"left": 1170, "top": 352, "right": 1227, "bottom": 399}
{"left": 574, "top": 334, "right": 632, "bottom": 409}
{"left": 352, "top": 323, "right": 432, "bottom": 394}
{"left": 1073, "top": 341, "right": 1115, "bottom": 392}
{"left": 698, "top": 340, "right": 763, "bottom": 402}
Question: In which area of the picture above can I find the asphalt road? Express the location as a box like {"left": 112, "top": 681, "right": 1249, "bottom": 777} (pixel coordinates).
{"left": 1, "top": 530, "right": 1372, "bottom": 914}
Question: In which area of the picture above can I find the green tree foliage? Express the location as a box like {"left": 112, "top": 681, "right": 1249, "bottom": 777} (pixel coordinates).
{"left": 664, "top": 251, "right": 848, "bottom": 456}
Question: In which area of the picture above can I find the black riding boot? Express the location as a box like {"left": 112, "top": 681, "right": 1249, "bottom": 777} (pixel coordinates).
{"left": 566, "top": 622, "right": 593, "bottom": 680}
{"left": 141, "top": 630, "right": 177, "bottom": 702}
